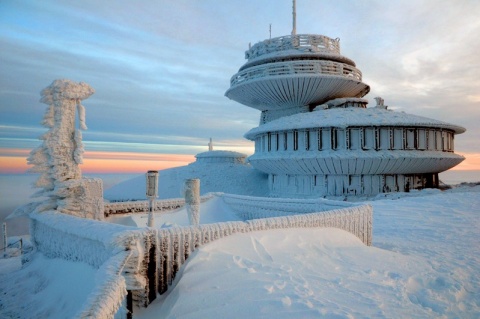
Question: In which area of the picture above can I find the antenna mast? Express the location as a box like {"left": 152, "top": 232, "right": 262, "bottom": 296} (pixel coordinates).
{"left": 291, "top": 0, "right": 297, "bottom": 36}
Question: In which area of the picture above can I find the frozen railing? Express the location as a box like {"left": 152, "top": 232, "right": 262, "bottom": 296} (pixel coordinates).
{"left": 222, "top": 193, "right": 358, "bottom": 219}
{"left": 104, "top": 194, "right": 215, "bottom": 216}
{"left": 230, "top": 60, "right": 362, "bottom": 87}
{"left": 246, "top": 34, "right": 340, "bottom": 60}
{"left": 75, "top": 250, "right": 131, "bottom": 318}
{"left": 30, "top": 211, "right": 157, "bottom": 317}
{"left": 157, "top": 201, "right": 372, "bottom": 294}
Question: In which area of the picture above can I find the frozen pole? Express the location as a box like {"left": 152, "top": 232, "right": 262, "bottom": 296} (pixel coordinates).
{"left": 2, "top": 223, "right": 6, "bottom": 258}
{"left": 146, "top": 170, "right": 159, "bottom": 227}
{"left": 185, "top": 179, "right": 200, "bottom": 226}
{"left": 291, "top": 0, "right": 297, "bottom": 36}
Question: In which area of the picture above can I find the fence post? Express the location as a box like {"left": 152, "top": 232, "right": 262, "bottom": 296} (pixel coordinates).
{"left": 146, "top": 170, "right": 159, "bottom": 227}
{"left": 2, "top": 223, "right": 6, "bottom": 257}
{"left": 185, "top": 179, "right": 200, "bottom": 226}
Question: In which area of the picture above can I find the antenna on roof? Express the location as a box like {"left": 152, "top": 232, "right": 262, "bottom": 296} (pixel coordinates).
{"left": 208, "top": 138, "right": 213, "bottom": 151}
{"left": 291, "top": 0, "right": 297, "bottom": 36}
{"left": 269, "top": 23, "right": 272, "bottom": 39}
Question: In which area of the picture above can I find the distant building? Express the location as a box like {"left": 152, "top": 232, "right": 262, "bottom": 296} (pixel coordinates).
{"left": 226, "top": 33, "right": 465, "bottom": 198}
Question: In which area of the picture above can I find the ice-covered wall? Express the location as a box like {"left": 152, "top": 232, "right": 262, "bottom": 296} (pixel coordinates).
{"left": 29, "top": 210, "right": 156, "bottom": 317}
{"left": 27, "top": 79, "right": 104, "bottom": 219}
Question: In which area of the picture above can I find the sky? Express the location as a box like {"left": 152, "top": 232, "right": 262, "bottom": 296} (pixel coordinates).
{"left": 1, "top": 0, "right": 479, "bottom": 174}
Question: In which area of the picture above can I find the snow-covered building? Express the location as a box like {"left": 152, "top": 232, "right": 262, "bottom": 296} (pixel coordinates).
{"left": 226, "top": 32, "right": 465, "bottom": 197}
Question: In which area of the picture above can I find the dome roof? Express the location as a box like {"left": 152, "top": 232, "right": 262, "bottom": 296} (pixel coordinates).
{"left": 195, "top": 150, "right": 247, "bottom": 159}
{"left": 245, "top": 107, "right": 466, "bottom": 139}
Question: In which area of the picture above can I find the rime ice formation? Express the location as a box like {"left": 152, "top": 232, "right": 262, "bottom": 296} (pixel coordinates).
{"left": 26, "top": 79, "right": 104, "bottom": 219}
{"left": 226, "top": 33, "right": 466, "bottom": 198}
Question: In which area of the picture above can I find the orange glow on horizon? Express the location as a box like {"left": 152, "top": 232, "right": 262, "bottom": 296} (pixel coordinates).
{"left": 1, "top": 149, "right": 480, "bottom": 174}
{"left": 0, "top": 150, "right": 195, "bottom": 174}
{"left": 451, "top": 152, "right": 480, "bottom": 171}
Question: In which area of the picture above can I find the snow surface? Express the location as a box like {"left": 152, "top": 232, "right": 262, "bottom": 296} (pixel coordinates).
{"left": 136, "top": 187, "right": 480, "bottom": 319}
{"left": 1, "top": 187, "right": 479, "bottom": 318}
{"left": 104, "top": 160, "right": 269, "bottom": 201}
{"left": 0, "top": 253, "right": 97, "bottom": 319}
{"left": 107, "top": 196, "right": 241, "bottom": 229}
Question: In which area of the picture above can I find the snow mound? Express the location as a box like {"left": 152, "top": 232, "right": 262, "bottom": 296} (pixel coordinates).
{"left": 0, "top": 253, "right": 97, "bottom": 319}
{"left": 144, "top": 228, "right": 425, "bottom": 318}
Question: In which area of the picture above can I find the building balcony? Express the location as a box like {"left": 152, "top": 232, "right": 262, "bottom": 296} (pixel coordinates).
{"left": 225, "top": 60, "right": 369, "bottom": 110}
{"left": 245, "top": 34, "right": 341, "bottom": 61}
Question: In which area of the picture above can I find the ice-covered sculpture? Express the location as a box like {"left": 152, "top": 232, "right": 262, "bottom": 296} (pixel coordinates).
{"left": 26, "top": 79, "right": 104, "bottom": 219}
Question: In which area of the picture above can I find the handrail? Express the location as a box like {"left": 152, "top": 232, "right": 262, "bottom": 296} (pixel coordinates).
{"left": 246, "top": 34, "right": 341, "bottom": 60}
{"left": 230, "top": 60, "right": 362, "bottom": 87}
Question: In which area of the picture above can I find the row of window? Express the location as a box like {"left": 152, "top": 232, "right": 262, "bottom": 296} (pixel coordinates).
{"left": 256, "top": 127, "right": 455, "bottom": 153}
{"left": 269, "top": 173, "right": 439, "bottom": 196}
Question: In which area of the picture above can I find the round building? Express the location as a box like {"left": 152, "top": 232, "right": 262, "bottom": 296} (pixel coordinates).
{"left": 226, "top": 33, "right": 465, "bottom": 198}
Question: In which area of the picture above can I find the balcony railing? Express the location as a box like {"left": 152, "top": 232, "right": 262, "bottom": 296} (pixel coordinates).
{"left": 230, "top": 60, "right": 362, "bottom": 87}
{"left": 246, "top": 34, "right": 341, "bottom": 60}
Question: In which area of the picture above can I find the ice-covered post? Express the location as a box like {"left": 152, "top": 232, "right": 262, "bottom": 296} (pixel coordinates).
{"left": 146, "top": 170, "right": 159, "bottom": 227}
{"left": 185, "top": 179, "right": 200, "bottom": 226}
{"left": 2, "top": 223, "right": 6, "bottom": 257}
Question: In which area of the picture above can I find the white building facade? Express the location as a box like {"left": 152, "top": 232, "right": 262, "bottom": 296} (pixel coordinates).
{"left": 226, "top": 34, "right": 465, "bottom": 198}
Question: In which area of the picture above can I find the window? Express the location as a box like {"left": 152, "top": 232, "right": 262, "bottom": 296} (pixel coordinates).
{"left": 275, "top": 133, "right": 279, "bottom": 151}
{"left": 305, "top": 130, "right": 310, "bottom": 150}
{"left": 379, "top": 128, "right": 390, "bottom": 150}
{"left": 363, "top": 128, "right": 375, "bottom": 150}
{"left": 406, "top": 129, "right": 416, "bottom": 149}
{"left": 284, "top": 132, "right": 288, "bottom": 150}
{"left": 417, "top": 129, "right": 426, "bottom": 150}
{"left": 317, "top": 129, "right": 323, "bottom": 150}
{"left": 393, "top": 128, "right": 403, "bottom": 150}
{"left": 349, "top": 128, "right": 360, "bottom": 150}
{"left": 331, "top": 128, "right": 337, "bottom": 150}
{"left": 435, "top": 131, "right": 442, "bottom": 151}
{"left": 293, "top": 130, "right": 299, "bottom": 151}
{"left": 267, "top": 132, "right": 271, "bottom": 152}
{"left": 427, "top": 129, "right": 436, "bottom": 150}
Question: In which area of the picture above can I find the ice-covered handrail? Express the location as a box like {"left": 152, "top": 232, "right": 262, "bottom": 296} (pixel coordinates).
{"left": 230, "top": 60, "right": 362, "bottom": 87}
{"left": 75, "top": 250, "right": 131, "bottom": 318}
{"left": 222, "top": 193, "right": 359, "bottom": 219}
{"left": 104, "top": 194, "right": 215, "bottom": 216}
{"left": 246, "top": 34, "right": 341, "bottom": 60}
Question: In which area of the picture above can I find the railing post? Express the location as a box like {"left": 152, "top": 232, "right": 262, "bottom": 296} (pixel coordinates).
{"left": 185, "top": 179, "right": 200, "bottom": 226}
{"left": 2, "top": 223, "right": 6, "bottom": 258}
{"left": 146, "top": 170, "right": 159, "bottom": 228}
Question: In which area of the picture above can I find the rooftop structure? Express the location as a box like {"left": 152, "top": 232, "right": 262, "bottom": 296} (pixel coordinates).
{"left": 226, "top": 2, "right": 465, "bottom": 198}
{"left": 225, "top": 34, "right": 370, "bottom": 124}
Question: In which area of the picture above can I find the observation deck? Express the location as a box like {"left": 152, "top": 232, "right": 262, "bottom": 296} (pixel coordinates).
{"left": 225, "top": 34, "right": 370, "bottom": 111}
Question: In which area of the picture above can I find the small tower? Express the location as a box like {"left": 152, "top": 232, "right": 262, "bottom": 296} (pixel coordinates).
{"left": 208, "top": 138, "right": 213, "bottom": 151}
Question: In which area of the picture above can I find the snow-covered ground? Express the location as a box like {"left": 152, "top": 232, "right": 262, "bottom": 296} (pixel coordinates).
{"left": 104, "top": 160, "right": 269, "bottom": 202}
{"left": 134, "top": 187, "right": 480, "bottom": 318}
{"left": 1, "top": 186, "right": 479, "bottom": 318}
{"left": 0, "top": 253, "right": 97, "bottom": 318}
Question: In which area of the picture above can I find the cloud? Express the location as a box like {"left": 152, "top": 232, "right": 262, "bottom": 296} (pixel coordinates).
{"left": 1, "top": 0, "right": 479, "bottom": 170}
